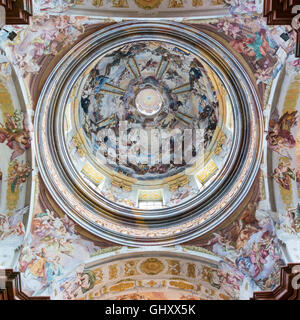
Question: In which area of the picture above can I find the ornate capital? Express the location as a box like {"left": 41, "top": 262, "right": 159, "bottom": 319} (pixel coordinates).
{"left": 0, "top": 269, "right": 49, "bottom": 300}
{"left": 263, "top": 0, "right": 300, "bottom": 56}
{"left": 252, "top": 264, "right": 300, "bottom": 300}
{"left": 0, "top": 0, "right": 32, "bottom": 25}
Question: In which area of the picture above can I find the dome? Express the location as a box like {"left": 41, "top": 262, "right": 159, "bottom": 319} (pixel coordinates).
{"left": 35, "top": 21, "right": 263, "bottom": 246}
{"left": 65, "top": 40, "right": 233, "bottom": 210}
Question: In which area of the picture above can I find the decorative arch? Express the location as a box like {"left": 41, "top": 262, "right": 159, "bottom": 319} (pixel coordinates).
{"left": 51, "top": 248, "right": 242, "bottom": 300}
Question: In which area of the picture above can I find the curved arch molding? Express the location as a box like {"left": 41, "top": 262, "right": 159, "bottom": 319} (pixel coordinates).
{"left": 51, "top": 249, "right": 238, "bottom": 300}
{"left": 35, "top": 21, "right": 263, "bottom": 246}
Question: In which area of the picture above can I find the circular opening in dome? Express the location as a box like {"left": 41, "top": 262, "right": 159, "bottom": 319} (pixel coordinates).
{"left": 135, "top": 87, "right": 163, "bottom": 117}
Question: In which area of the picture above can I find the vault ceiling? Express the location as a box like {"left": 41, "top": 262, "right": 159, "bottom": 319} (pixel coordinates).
{"left": 0, "top": 0, "right": 299, "bottom": 300}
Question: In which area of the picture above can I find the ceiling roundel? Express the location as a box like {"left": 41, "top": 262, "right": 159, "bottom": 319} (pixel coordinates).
{"left": 35, "top": 21, "right": 263, "bottom": 246}
{"left": 74, "top": 39, "right": 230, "bottom": 208}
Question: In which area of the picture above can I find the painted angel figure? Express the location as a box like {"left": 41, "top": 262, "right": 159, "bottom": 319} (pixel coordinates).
{"left": 59, "top": 269, "right": 95, "bottom": 300}
{"left": 0, "top": 111, "right": 31, "bottom": 160}
{"left": 272, "top": 160, "right": 295, "bottom": 190}
{"left": 0, "top": 213, "right": 25, "bottom": 240}
{"left": 266, "top": 111, "right": 298, "bottom": 155}
{"left": 6, "top": 160, "right": 32, "bottom": 193}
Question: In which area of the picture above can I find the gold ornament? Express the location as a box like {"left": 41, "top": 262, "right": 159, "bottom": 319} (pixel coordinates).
{"left": 135, "top": 0, "right": 163, "bottom": 10}
{"left": 140, "top": 258, "right": 165, "bottom": 275}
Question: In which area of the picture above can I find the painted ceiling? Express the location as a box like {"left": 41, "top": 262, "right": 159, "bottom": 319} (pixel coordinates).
{"left": 35, "top": 0, "right": 232, "bottom": 17}
{"left": 35, "top": 21, "right": 261, "bottom": 246}
{"left": 64, "top": 40, "right": 233, "bottom": 210}
{"left": 0, "top": 0, "right": 299, "bottom": 301}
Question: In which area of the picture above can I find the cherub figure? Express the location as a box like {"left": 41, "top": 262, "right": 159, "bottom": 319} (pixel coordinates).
{"left": 7, "top": 160, "right": 32, "bottom": 192}
{"left": 0, "top": 111, "right": 31, "bottom": 160}
{"left": 266, "top": 111, "right": 298, "bottom": 155}
{"left": 272, "top": 158, "right": 295, "bottom": 190}
{"left": 60, "top": 270, "right": 95, "bottom": 300}
{"left": 0, "top": 214, "right": 25, "bottom": 240}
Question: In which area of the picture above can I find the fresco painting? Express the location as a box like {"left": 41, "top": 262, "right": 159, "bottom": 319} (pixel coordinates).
{"left": 51, "top": 254, "right": 243, "bottom": 300}
{"left": 18, "top": 203, "right": 101, "bottom": 296}
{"left": 0, "top": 0, "right": 299, "bottom": 300}
{"left": 0, "top": 60, "right": 32, "bottom": 267}
{"left": 79, "top": 41, "right": 220, "bottom": 179}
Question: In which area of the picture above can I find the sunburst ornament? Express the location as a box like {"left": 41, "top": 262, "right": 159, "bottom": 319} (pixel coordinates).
{"left": 135, "top": 0, "right": 163, "bottom": 10}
